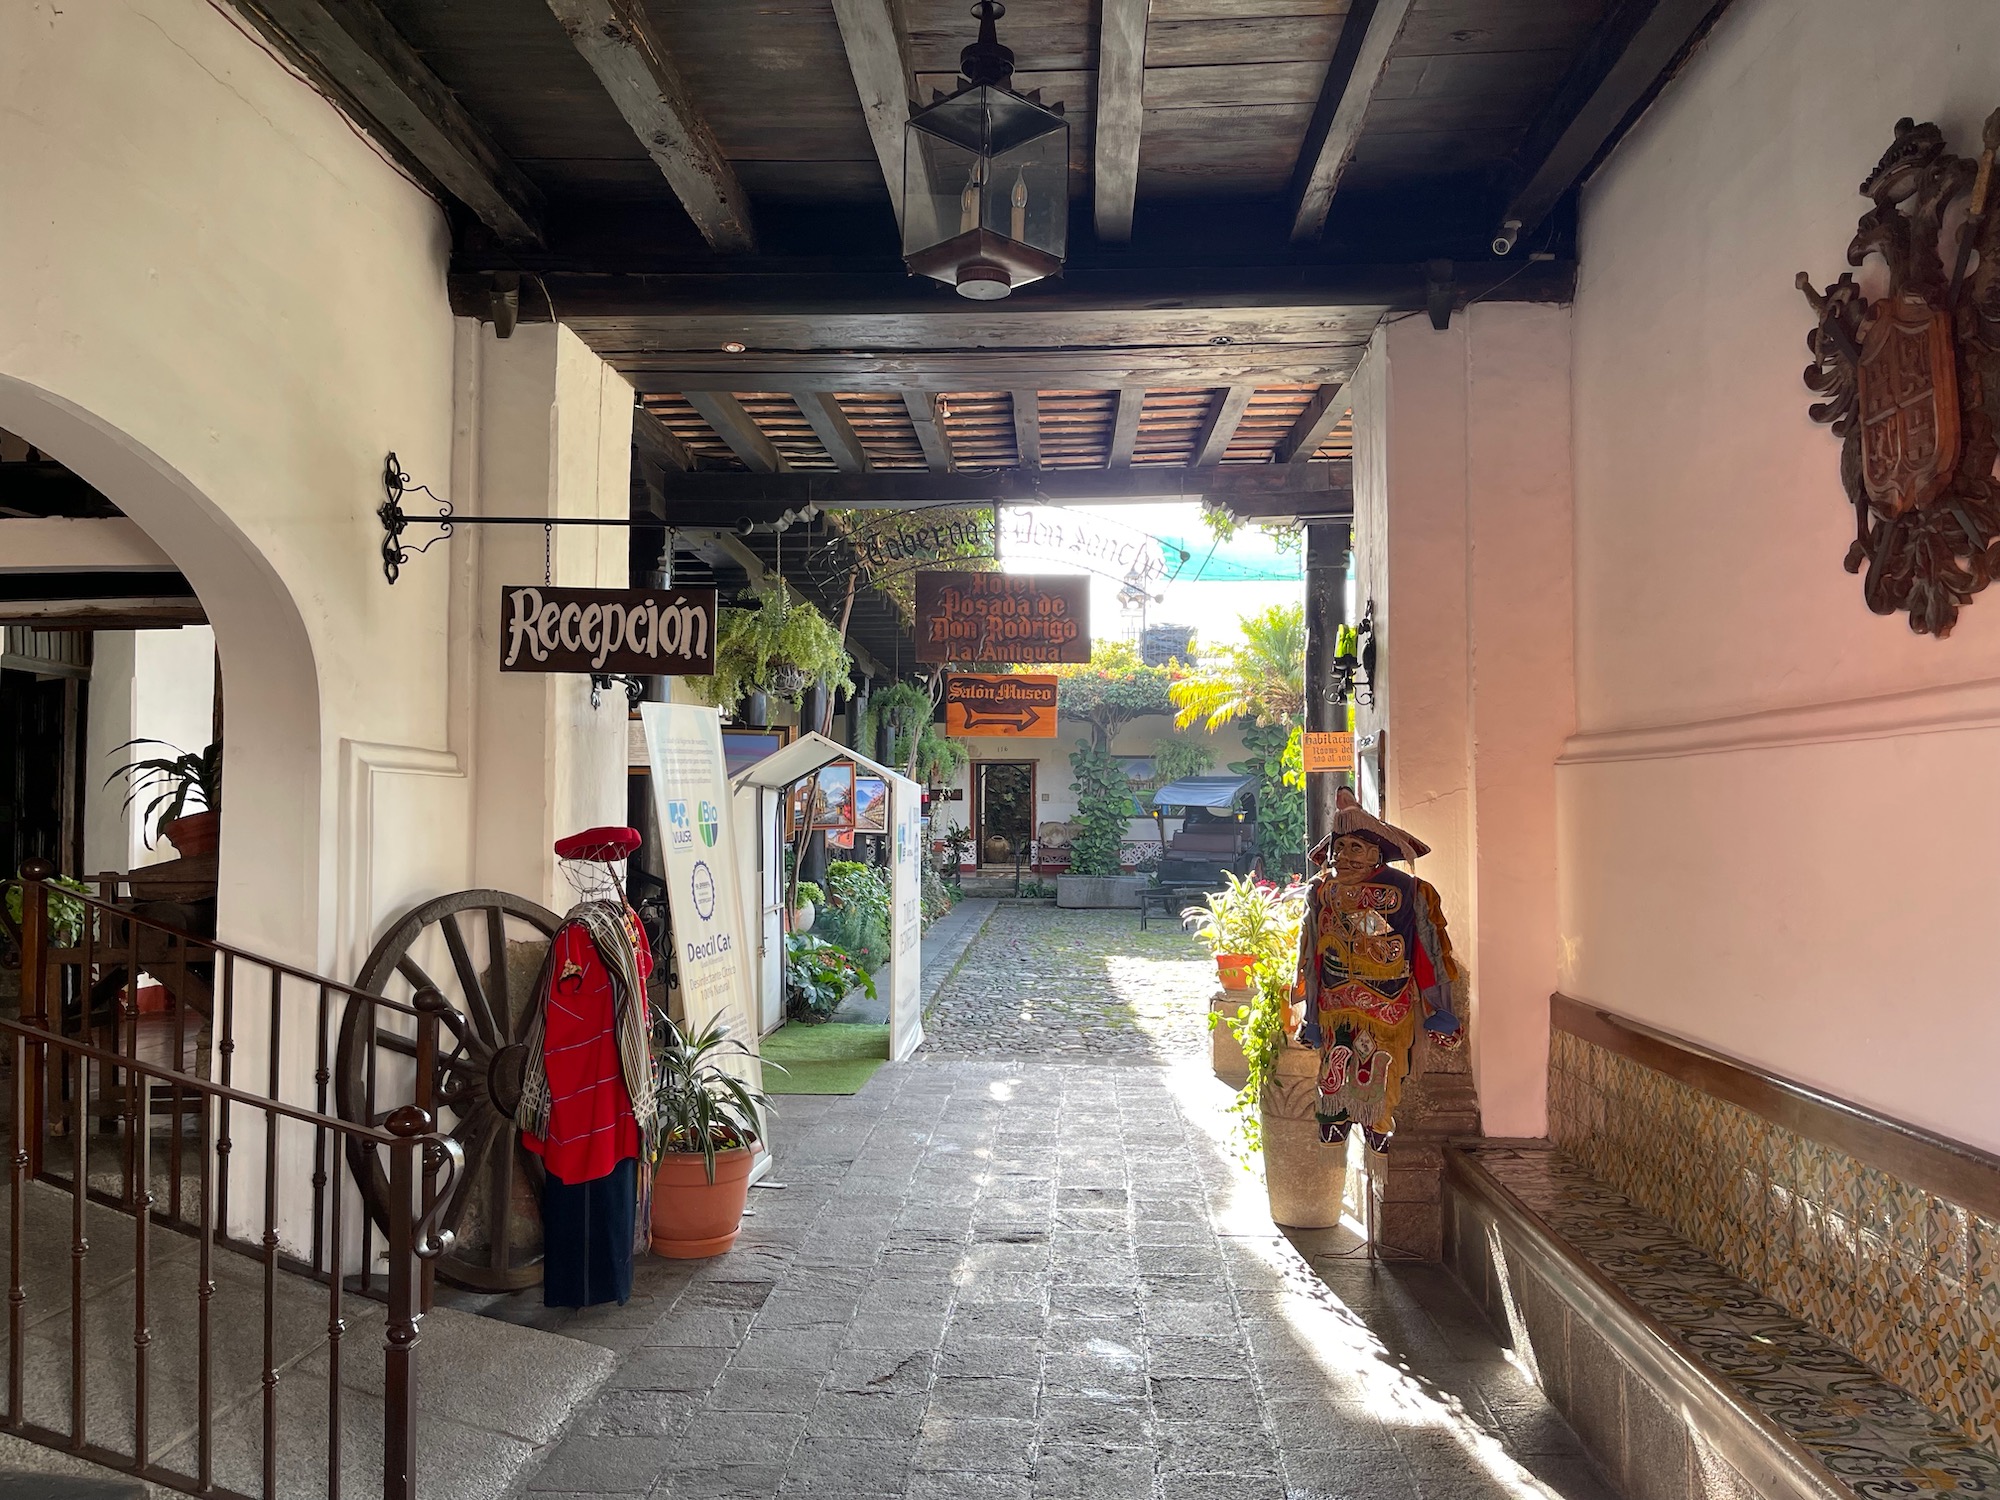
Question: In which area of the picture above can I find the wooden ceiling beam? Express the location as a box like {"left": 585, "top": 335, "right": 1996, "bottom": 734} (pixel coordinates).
{"left": 1276, "top": 384, "right": 1347, "bottom": 464}
{"left": 1498, "top": 0, "right": 1737, "bottom": 245}
{"left": 632, "top": 404, "right": 692, "bottom": 474}
{"left": 656, "top": 461, "right": 1350, "bottom": 520}
{"left": 684, "top": 392, "right": 788, "bottom": 473}
{"left": 223, "top": 0, "right": 543, "bottom": 245}
{"left": 830, "top": 0, "right": 919, "bottom": 233}
{"left": 1191, "top": 386, "right": 1254, "bottom": 467}
{"left": 793, "top": 391, "right": 873, "bottom": 473}
{"left": 1107, "top": 387, "right": 1145, "bottom": 468}
{"left": 626, "top": 354, "right": 1359, "bottom": 395}
{"left": 1288, "top": 0, "right": 1418, "bottom": 243}
{"left": 903, "top": 392, "right": 956, "bottom": 473}
{"left": 1011, "top": 390, "right": 1041, "bottom": 471}
{"left": 1093, "top": 0, "right": 1151, "bottom": 243}
{"left": 544, "top": 0, "right": 756, "bottom": 254}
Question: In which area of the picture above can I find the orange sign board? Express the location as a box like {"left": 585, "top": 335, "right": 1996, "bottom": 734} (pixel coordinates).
{"left": 1302, "top": 730, "right": 1355, "bottom": 773}
{"left": 944, "top": 674, "right": 1059, "bottom": 738}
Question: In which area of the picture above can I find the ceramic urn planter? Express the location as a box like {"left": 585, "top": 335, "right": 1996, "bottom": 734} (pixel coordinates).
{"left": 1258, "top": 1041, "right": 1346, "bottom": 1229}
{"left": 161, "top": 810, "right": 220, "bottom": 858}
{"left": 650, "top": 1146, "right": 755, "bottom": 1258}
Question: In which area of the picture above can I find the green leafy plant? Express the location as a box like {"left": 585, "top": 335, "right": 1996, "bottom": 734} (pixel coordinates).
{"left": 794, "top": 881, "right": 825, "bottom": 909}
{"left": 1148, "top": 738, "right": 1214, "bottom": 790}
{"left": 866, "top": 680, "right": 968, "bottom": 785}
{"left": 1016, "top": 880, "right": 1056, "bottom": 900}
{"left": 106, "top": 739, "right": 220, "bottom": 847}
{"left": 940, "top": 822, "right": 973, "bottom": 873}
{"left": 5, "top": 872, "right": 91, "bottom": 948}
{"left": 816, "top": 859, "right": 893, "bottom": 969}
{"left": 1047, "top": 641, "right": 1177, "bottom": 751}
{"left": 785, "top": 932, "right": 877, "bottom": 1022}
{"left": 920, "top": 865, "right": 957, "bottom": 926}
{"left": 1234, "top": 723, "right": 1306, "bottom": 872}
{"left": 1169, "top": 604, "right": 1306, "bottom": 730}
{"left": 1206, "top": 879, "right": 1307, "bottom": 1159}
{"left": 693, "top": 589, "right": 852, "bottom": 714}
{"left": 649, "top": 1014, "right": 776, "bottom": 1181}
{"left": 1067, "top": 739, "right": 1134, "bottom": 877}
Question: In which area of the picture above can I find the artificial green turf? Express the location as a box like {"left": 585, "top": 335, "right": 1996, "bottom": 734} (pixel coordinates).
{"left": 760, "top": 1022, "right": 891, "bottom": 1095}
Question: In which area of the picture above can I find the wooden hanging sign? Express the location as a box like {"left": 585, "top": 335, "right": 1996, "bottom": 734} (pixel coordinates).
{"left": 499, "top": 585, "right": 716, "bottom": 675}
{"left": 944, "top": 674, "right": 1059, "bottom": 738}
{"left": 914, "top": 572, "right": 1089, "bottom": 664}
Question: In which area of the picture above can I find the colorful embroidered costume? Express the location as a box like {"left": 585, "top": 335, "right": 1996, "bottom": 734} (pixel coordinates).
{"left": 1297, "top": 795, "right": 1464, "bottom": 1151}
{"left": 514, "top": 826, "right": 657, "bottom": 1308}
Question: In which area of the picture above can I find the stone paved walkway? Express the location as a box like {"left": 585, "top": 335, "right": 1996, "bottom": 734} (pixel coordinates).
{"left": 501, "top": 905, "right": 1613, "bottom": 1500}
{"left": 921, "top": 905, "right": 1215, "bottom": 1062}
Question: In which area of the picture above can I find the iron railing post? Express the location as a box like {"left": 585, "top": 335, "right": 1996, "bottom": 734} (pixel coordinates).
{"left": 411, "top": 988, "right": 447, "bottom": 1316}
{"left": 16, "top": 860, "right": 51, "bottom": 1178}
{"left": 382, "top": 1105, "right": 431, "bottom": 1500}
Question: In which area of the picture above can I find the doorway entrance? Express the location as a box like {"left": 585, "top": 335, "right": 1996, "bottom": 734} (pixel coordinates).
{"left": 974, "top": 760, "right": 1036, "bottom": 867}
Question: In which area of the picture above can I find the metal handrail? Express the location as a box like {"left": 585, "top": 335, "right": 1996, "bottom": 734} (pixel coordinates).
{"left": 9, "top": 862, "right": 456, "bottom": 1500}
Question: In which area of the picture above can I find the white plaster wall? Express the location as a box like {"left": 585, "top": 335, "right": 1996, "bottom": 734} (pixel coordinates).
{"left": 1351, "top": 306, "right": 1575, "bottom": 1138}
{"left": 1564, "top": 0, "right": 2000, "bottom": 1150}
{"left": 0, "top": 0, "right": 462, "bottom": 979}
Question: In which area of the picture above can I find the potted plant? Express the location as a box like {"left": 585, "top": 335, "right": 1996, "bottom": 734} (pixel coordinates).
{"left": 694, "top": 588, "right": 852, "bottom": 717}
{"left": 791, "top": 880, "right": 823, "bottom": 933}
{"left": 784, "top": 932, "right": 876, "bottom": 1022}
{"left": 648, "top": 1015, "right": 774, "bottom": 1259}
{"left": 1184, "top": 872, "right": 1296, "bottom": 992}
{"left": 107, "top": 739, "right": 222, "bottom": 857}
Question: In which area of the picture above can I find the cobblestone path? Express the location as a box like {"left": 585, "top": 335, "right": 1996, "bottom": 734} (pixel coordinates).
{"left": 921, "top": 904, "right": 1216, "bottom": 1062}
{"left": 510, "top": 1062, "right": 1610, "bottom": 1500}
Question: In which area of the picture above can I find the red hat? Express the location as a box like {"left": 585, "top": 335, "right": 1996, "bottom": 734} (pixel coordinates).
{"left": 553, "top": 826, "right": 642, "bottom": 863}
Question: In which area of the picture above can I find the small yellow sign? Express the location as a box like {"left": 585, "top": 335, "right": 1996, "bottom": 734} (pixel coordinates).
{"left": 1302, "top": 730, "right": 1355, "bottom": 773}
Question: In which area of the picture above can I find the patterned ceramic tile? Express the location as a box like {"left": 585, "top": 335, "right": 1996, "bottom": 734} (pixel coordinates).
{"left": 1463, "top": 1143, "right": 2000, "bottom": 1486}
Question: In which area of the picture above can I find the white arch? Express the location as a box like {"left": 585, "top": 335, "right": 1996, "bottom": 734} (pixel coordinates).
{"left": 0, "top": 375, "right": 327, "bottom": 972}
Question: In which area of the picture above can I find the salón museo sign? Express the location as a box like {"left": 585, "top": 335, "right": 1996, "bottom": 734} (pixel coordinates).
{"left": 500, "top": 585, "right": 717, "bottom": 676}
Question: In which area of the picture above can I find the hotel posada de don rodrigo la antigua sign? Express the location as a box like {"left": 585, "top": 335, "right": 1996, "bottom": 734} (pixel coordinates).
{"left": 914, "top": 572, "right": 1089, "bottom": 664}
{"left": 499, "top": 585, "right": 717, "bottom": 676}
{"left": 945, "top": 674, "right": 1058, "bottom": 738}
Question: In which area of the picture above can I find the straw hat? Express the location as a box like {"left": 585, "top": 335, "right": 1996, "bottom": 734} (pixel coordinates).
{"left": 1307, "top": 788, "right": 1429, "bottom": 865}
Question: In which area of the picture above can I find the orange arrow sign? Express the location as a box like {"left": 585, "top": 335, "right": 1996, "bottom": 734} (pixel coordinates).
{"left": 944, "top": 674, "right": 1059, "bottom": 739}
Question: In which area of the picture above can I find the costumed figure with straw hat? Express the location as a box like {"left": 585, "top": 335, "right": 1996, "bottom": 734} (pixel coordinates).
{"left": 1297, "top": 790, "right": 1465, "bottom": 1152}
{"left": 514, "top": 826, "right": 657, "bottom": 1308}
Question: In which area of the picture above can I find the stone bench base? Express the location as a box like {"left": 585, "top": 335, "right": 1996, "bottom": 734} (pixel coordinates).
{"left": 1444, "top": 1142, "right": 2000, "bottom": 1500}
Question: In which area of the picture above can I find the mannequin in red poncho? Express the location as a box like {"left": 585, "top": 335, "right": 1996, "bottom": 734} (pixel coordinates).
{"left": 515, "top": 827, "right": 657, "bottom": 1307}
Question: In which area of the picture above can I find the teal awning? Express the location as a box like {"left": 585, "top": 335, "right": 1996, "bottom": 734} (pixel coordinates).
{"left": 1148, "top": 774, "right": 1253, "bottom": 809}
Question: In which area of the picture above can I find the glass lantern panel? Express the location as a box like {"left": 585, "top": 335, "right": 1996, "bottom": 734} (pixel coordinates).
{"left": 903, "top": 128, "right": 986, "bottom": 257}
{"left": 985, "top": 130, "right": 1068, "bottom": 259}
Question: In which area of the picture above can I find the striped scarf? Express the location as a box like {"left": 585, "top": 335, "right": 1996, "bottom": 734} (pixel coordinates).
{"left": 514, "top": 900, "right": 658, "bottom": 1153}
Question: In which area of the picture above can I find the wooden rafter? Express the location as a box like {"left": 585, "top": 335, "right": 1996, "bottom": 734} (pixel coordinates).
{"left": 1011, "top": 390, "right": 1041, "bottom": 471}
{"left": 1500, "top": 0, "right": 1738, "bottom": 243}
{"left": 656, "top": 460, "right": 1351, "bottom": 521}
{"left": 1288, "top": 0, "right": 1418, "bottom": 243}
{"left": 544, "top": 0, "right": 756, "bottom": 253}
{"left": 830, "top": 0, "right": 918, "bottom": 232}
{"left": 684, "top": 393, "right": 787, "bottom": 473}
{"left": 1107, "top": 387, "right": 1145, "bottom": 468}
{"left": 1093, "top": 0, "right": 1151, "bottom": 243}
{"left": 903, "top": 392, "right": 955, "bottom": 473}
{"left": 1276, "top": 384, "right": 1347, "bottom": 464}
{"left": 224, "top": 0, "right": 543, "bottom": 245}
{"left": 1191, "top": 386, "right": 1254, "bottom": 468}
{"left": 632, "top": 404, "right": 691, "bottom": 474}
{"left": 792, "top": 391, "right": 872, "bottom": 473}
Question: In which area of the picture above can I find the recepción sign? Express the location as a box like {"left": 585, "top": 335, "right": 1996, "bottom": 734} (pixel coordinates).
{"left": 499, "top": 585, "right": 717, "bottom": 676}
{"left": 914, "top": 572, "right": 1089, "bottom": 664}
{"left": 944, "top": 674, "right": 1058, "bottom": 738}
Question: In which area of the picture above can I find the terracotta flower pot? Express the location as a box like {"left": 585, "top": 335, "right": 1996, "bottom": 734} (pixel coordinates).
{"left": 650, "top": 1146, "right": 755, "bottom": 1259}
{"left": 1215, "top": 953, "right": 1258, "bottom": 992}
{"left": 161, "top": 810, "right": 220, "bottom": 858}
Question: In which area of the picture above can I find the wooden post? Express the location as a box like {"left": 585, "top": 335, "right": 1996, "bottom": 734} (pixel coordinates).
{"left": 1303, "top": 521, "right": 1353, "bottom": 854}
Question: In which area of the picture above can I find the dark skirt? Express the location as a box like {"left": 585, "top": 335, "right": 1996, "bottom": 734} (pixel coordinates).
{"left": 542, "top": 1155, "right": 637, "bottom": 1308}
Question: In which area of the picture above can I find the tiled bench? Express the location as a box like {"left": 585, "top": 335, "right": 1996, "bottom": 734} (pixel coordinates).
{"left": 1445, "top": 1141, "right": 2000, "bottom": 1500}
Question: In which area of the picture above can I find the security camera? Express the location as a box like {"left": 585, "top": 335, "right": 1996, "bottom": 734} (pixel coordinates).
{"left": 1491, "top": 218, "right": 1522, "bottom": 257}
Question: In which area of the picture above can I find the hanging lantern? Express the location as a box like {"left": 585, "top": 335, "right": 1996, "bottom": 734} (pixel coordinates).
{"left": 903, "top": 1, "right": 1068, "bottom": 300}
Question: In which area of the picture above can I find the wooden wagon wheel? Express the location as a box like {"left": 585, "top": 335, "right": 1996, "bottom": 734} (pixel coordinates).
{"left": 338, "top": 890, "right": 561, "bottom": 1292}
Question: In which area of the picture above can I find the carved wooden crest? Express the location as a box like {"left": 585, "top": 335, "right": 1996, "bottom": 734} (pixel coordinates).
{"left": 1798, "top": 112, "right": 2000, "bottom": 636}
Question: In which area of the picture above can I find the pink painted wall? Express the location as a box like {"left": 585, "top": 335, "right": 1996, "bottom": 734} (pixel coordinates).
{"left": 1563, "top": 0, "right": 2000, "bottom": 1150}
{"left": 1352, "top": 305, "right": 1575, "bottom": 1138}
